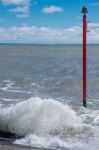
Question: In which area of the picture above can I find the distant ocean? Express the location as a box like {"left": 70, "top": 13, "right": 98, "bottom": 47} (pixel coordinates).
{"left": 0, "top": 44, "right": 99, "bottom": 150}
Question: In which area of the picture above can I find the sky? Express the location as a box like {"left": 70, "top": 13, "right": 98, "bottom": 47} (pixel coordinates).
{"left": 0, "top": 0, "right": 99, "bottom": 44}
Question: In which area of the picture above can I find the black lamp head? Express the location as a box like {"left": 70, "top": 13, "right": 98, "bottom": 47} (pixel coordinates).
{"left": 82, "top": 6, "right": 88, "bottom": 15}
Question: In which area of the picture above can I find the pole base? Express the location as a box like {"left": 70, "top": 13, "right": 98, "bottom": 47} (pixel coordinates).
{"left": 83, "top": 100, "right": 87, "bottom": 107}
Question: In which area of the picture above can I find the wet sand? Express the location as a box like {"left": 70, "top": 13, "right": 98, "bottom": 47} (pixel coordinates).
{"left": 0, "top": 144, "right": 55, "bottom": 150}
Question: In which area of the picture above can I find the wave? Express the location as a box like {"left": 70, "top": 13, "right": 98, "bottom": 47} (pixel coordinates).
{"left": 0, "top": 97, "right": 81, "bottom": 134}
{"left": 0, "top": 97, "right": 98, "bottom": 149}
{"left": 0, "top": 80, "right": 32, "bottom": 94}
{"left": 0, "top": 87, "right": 32, "bottom": 94}
{"left": 0, "top": 97, "right": 23, "bottom": 102}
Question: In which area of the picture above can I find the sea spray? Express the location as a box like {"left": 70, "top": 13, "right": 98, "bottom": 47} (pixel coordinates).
{"left": 0, "top": 97, "right": 98, "bottom": 149}
{"left": 0, "top": 97, "right": 81, "bottom": 134}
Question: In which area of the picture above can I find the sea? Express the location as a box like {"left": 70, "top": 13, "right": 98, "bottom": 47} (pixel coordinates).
{"left": 0, "top": 44, "right": 99, "bottom": 150}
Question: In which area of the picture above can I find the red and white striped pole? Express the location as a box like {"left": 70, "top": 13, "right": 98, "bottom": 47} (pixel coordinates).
{"left": 81, "top": 6, "right": 88, "bottom": 107}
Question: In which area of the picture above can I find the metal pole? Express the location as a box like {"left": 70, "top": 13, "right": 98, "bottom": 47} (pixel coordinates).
{"left": 82, "top": 6, "right": 88, "bottom": 107}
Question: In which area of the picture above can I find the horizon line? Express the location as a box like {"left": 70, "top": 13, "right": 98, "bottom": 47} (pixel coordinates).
{"left": 0, "top": 43, "right": 99, "bottom": 45}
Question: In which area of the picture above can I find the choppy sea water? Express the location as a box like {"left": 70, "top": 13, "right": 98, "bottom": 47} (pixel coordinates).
{"left": 0, "top": 44, "right": 99, "bottom": 150}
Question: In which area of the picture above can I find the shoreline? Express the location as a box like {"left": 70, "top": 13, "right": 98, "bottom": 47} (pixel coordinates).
{"left": 0, "top": 137, "right": 56, "bottom": 150}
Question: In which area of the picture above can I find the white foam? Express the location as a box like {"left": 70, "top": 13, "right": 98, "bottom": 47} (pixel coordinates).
{"left": 14, "top": 134, "right": 99, "bottom": 150}
{"left": 79, "top": 107, "right": 99, "bottom": 126}
{"left": 4, "top": 89, "right": 32, "bottom": 94}
{"left": 0, "top": 97, "right": 23, "bottom": 102}
{"left": 0, "top": 97, "right": 81, "bottom": 134}
{"left": 3, "top": 80, "right": 13, "bottom": 83}
{"left": 31, "top": 83, "right": 38, "bottom": 86}
{"left": 0, "top": 80, "right": 32, "bottom": 94}
{"left": 0, "top": 97, "right": 98, "bottom": 149}
{"left": 0, "top": 87, "right": 32, "bottom": 94}
{"left": 0, "top": 81, "right": 15, "bottom": 91}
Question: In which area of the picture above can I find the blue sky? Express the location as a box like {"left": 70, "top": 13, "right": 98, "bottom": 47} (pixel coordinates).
{"left": 0, "top": 0, "right": 99, "bottom": 43}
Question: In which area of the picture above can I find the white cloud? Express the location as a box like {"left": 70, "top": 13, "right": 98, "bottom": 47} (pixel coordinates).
{"left": 1, "top": 0, "right": 31, "bottom": 18}
{"left": 0, "top": 23, "right": 98, "bottom": 44}
{"left": 9, "top": 5, "right": 29, "bottom": 17}
{"left": 42, "top": 6, "right": 63, "bottom": 14}
{"left": 16, "top": 13, "right": 28, "bottom": 18}
{"left": 2, "top": 0, "right": 26, "bottom": 5}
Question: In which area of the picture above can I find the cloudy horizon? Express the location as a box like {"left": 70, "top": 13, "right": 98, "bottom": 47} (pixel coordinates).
{"left": 0, "top": 0, "right": 99, "bottom": 44}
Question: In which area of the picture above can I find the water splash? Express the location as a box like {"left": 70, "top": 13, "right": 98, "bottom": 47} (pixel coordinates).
{"left": 0, "top": 97, "right": 98, "bottom": 149}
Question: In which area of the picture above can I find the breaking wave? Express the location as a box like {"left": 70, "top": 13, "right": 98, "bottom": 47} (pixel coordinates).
{"left": 0, "top": 97, "right": 99, "bottom": 149}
